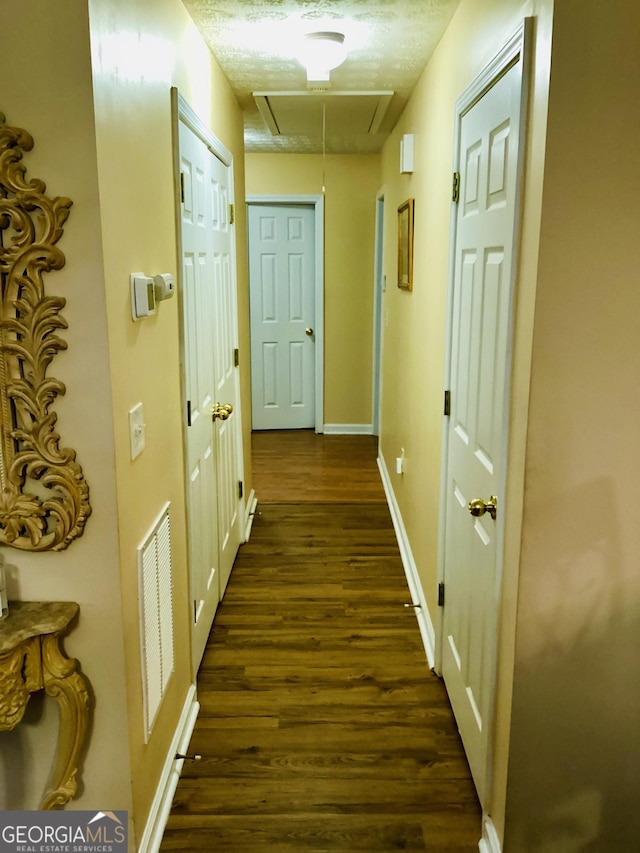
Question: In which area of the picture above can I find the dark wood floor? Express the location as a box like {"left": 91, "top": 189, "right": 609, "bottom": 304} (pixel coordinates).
{"left": 160, "top": 432, "right": 481, "bottom": 852}
{"left": 251, "top": 430, "right": 385, "bottom": 503}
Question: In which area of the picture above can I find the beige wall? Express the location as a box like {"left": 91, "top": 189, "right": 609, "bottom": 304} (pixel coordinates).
{"left": 6, "top": 1, "right": 635, "bottom": 849}
{"left": 1, "top": 0, "right": 250, "bottom": 845}
{"left": 505, "top": 2, "right": 640, "bottom": 848}
{"left": 245, "top": 153, "right": 381, "bottom": 426}
{"left": 380, "top": 0, "right": 640, "bottom": 848}
{"left": 377, "top": 0, "right": 554, "bottom": 841}
{"left": 0, "top": 0, "right": 130, "bottom": 814}
{"left": 88, "top": 0, "right": 249, "bottom": 842}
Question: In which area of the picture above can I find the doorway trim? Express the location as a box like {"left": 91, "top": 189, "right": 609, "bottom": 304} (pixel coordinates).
{"left": 434, "top": 18, "right": 532, "bottom": 806}
{"left": 371, "top": 189, "right": 385, "bottom": 437}
{"left": 246, "top": 194, "right": 325, "bottom": 434}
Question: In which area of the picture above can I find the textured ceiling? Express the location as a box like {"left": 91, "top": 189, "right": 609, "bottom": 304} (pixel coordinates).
{"left": 182, "top": 0, "right": 461, "bottom": 153}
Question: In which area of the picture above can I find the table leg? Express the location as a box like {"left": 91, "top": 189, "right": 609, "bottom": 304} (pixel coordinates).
{"left": 39, "top": 631, "right": 91, "bottom": 809}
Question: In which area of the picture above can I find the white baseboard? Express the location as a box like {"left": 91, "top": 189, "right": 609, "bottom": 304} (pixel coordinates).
{"left": 377, "top": 452, "right": 435, "bottom": 668}
{"left": 323, "top": 423, "right": 374, "bottom": 435}
{"left": 138, "top": 684, "right": 200, "bottom": 853}
{"left": 244, "top": 489, "right": 258, "bottom": 541}
{"left": 478, "top": 815, "right": 502, "bottom": 853}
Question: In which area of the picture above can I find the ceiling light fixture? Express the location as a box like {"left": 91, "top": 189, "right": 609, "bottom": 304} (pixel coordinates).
{"left": 297, "top": 31, "right": 348, "bottom": 81}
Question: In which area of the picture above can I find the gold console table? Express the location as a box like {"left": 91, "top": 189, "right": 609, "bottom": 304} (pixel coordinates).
{"left": 0, "top": 601, "right": 90, "bottom": 809}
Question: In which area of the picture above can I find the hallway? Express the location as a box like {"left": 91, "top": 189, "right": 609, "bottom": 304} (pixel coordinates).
{"left": 160, "top": 432, "right": 481, "bottom": 851}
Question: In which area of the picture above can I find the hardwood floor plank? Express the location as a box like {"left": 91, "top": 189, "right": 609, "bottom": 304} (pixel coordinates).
{"left": 169, "top": 777, "right": 478, "bottom": 816}
{"left": 162, "top": 813, "right": 467, "bottom": 853}
{"left": 251, "top": 430, "right": 385, "bottom": 503}
{"left": 175, "top": 752, "right": 473, "bottom": 781}
{"left": 161, "top": 436, "right": 480, "bottom": 851}
{"left": 185, "top": 723, "right": 467, "bottom": 758}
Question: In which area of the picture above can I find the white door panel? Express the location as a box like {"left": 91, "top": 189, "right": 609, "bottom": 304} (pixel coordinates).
{"left": 249, "top": 204, "right": 315, "bottom": 430}
{"left": 441, "top": 59, "right": 523, "bottom": 805}
{"left": 180, "top": 123, "right": 220, "bottom": 673}
{"left": 179, "top": 119, "right": 242, "bottom": 673}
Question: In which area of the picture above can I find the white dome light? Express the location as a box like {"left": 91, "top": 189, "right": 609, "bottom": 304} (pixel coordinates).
{"left": 297, "top": 31, "right": 348, "bottom": 76}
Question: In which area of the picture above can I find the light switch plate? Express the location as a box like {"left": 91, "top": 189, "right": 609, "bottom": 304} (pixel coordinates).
{"left": 129, "top": 403, "right": 145, "bottom": 460}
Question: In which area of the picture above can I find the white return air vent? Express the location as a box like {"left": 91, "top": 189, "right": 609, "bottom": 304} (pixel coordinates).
{"left": 138, "top": 502, "right": 175, "bottom": 742}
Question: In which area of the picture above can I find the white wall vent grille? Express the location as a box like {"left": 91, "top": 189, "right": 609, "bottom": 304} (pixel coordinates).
{"left": 138, "top": 502, "right": 175, "bottom": 742}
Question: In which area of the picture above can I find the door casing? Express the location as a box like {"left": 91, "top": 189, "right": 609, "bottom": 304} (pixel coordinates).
{"left": 435, "top": 19, "right": 532, "bottom": 805}
{"left": 372, "top": 190, "right": 385, "bottom": 437}
{"left": 247, "top": 194, "right": 325, "bottom": 434}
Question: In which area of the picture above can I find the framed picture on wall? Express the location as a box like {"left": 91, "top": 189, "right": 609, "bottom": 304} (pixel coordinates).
{"left": 397, "top": 198, "right": 414, "bottom": 291}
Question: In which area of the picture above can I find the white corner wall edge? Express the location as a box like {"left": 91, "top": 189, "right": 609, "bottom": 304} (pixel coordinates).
{"left": 377, "top": 452, "right": 435, "bottom": 668}
{"left": 244, "top": 488, "right": 258, "bottom": 541}
{"left": 478, "top": 815, "right": 502, "bottom": 853}
{"left": 323, "top": 423, "right": 374, "bottom": 435}
{"left": 139, "top": 684, "right": 200, "bottom": 853}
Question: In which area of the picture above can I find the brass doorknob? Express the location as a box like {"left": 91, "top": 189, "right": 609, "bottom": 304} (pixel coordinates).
{"left": 305, "top": 327, "right": 314, "bottom": 336}
{"left": 211, "top": 402, "right": 233, "bottom": 421}
{"left": 468, "top": 495, "right": 498, "bottom": 520}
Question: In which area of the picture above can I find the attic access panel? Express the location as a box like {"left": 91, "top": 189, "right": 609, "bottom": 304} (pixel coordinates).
{"left": 254, "top": 91, "right": 393, "bottom": 137}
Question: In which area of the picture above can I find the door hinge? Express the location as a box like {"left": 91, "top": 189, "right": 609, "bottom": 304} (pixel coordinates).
{"left": 233, "top": 347, "right": 239, "bottom": 367}
{"left": 452, "top": 171, "right": 460, "bottom": 203}
{"left": 229, "top": 203, "right": 235, "bottom": 225}
{"left": 444, "top": 390, "right": 451, "bottom": 417}
{"left": 438, "top": 582, "right": 445, "bottom": 607}
{"left": 186, "top": 400, "right": 192, "bottom": 427}
{"left": 238, "top": 480, "right": 244, "bottom": 500}
{"left": 180, "top": 171, "right": 185, "bottom": 203}
{"left": 193, "top": 599, "right": 197, "bottom": 623}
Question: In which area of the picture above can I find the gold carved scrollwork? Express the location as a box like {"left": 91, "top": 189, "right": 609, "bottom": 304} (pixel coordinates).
{"left": 0, "top": 645, "right": 31, "bottom": 729}
{"left": 0, "top": 114, "right": 90, "bottom": 550}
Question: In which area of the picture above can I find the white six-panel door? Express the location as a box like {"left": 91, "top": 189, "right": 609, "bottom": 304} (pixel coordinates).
{"left": 180, "top": 122, "right": 219, "bottom": 673}
{"left": 441, "top": 58, "right": 523, "bottom": 805}
{"left": 248, "top": 204, "right": 316, "bottom": 430}
{"left": 179, "top": 119, "right": 241, "bottom": 673}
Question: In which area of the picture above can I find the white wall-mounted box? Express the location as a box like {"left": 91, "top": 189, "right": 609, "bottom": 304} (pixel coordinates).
{"left": 400, "top": 134, "right": 414, "bottom": 174}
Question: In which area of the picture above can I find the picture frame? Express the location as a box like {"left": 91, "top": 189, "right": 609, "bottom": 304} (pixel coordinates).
{"left": 397, "top": 198, "right": 414, "bottom": 291}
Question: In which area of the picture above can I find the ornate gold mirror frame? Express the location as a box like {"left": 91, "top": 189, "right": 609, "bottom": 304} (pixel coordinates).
{"left": 0, "top": 114, "right": 90, "bottom": 551}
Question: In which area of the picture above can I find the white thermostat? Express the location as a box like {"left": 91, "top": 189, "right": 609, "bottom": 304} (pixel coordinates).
{"left": 130, "top": 273, "right": 156, "bottom": 321}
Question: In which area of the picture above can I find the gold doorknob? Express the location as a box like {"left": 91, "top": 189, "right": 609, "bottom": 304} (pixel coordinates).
{"left": 305, "top": 327, "right": 314, "bottom": 336}
{"left": 468, "top": 495, "right": 498, "bottom": 520}
{"left": 211, "top": 402, "right": 233, "bottom": 422}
